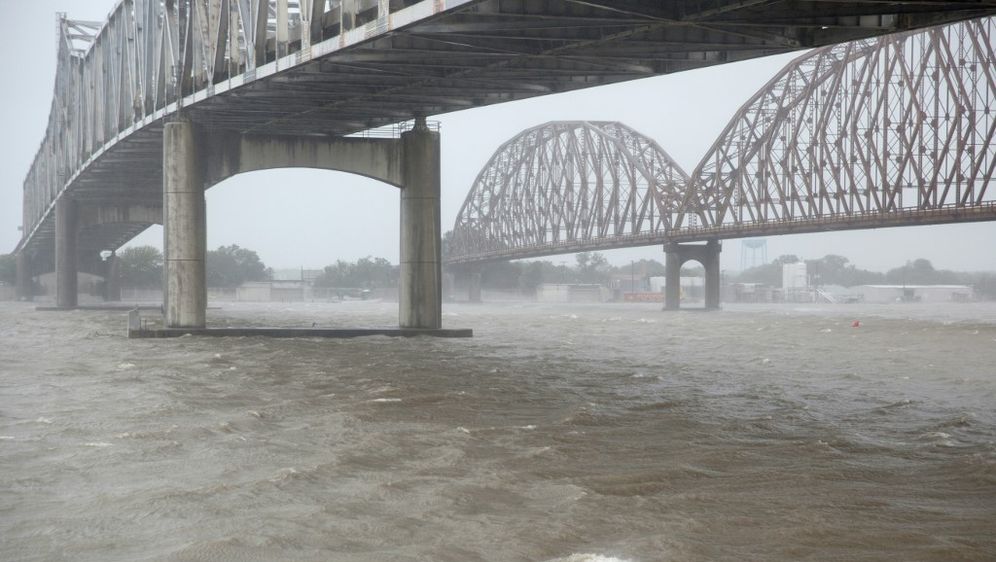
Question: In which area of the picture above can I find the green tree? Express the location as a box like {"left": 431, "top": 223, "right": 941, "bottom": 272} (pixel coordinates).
{"left": 441, "top": 230, "right": 454, "bottom": 260}
{"left": 314, "top": 256, "right": 398, "bottom": 288}
{"left": 884, "top": 258, "right": 958, "bottom": 286}
{"left": 117, "top": 246, "right": 163, "bottom": 288}
{"left": 575, "top": 251, "right": 611, "bottom": 284}
{"left": 518, "top": 261, "right": 545, "bottom": 293}
{"left": 207, "top": 245, "right": 269, "bottom": 288}
{"left": 0, "top": 254, "right": 15, "bottom": 286}
{"left": 805, "top": 254, "right": 884, "bottom": 287}
{"left": 481, "top": 260, "right": 524, "bottom": 291}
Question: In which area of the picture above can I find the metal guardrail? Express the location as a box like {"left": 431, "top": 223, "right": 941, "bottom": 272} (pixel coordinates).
{"left": 346, "top": 120, "right": 441, "bottom": 139}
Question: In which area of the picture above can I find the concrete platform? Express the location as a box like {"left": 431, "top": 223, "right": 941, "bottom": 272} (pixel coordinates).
{"left": 129, "top": 327, "right": 473, "bottom": 339}
{"left": 37, "top": 304, "right": 164, "bottom": 312}
{"left": 37, "top": 304, "right": 219, "bottom": 312}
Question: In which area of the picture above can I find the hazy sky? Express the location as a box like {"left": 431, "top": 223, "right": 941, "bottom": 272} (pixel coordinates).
{"left": 2, "top": 1, "right": 993, "bottom": 273}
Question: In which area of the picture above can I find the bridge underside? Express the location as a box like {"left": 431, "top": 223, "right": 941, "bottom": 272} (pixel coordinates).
{"left": 18, "top": 0, "right": 996, "bottom": 257}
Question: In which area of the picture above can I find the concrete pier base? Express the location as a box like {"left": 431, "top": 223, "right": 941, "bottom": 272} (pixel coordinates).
{"left": 399, "top": 118, "right": 442, "bottom": 329}
{"left": 163, "top": 120, "right": 207, "bottom": 328}
{"left": 15, "top": 252, "right": 33, "bottom": 301}
{"left": 664, "top": 240, "right": 722, "bottom": 310}
{"left": 55, "top": 198, "right": 78, "bottom": 309}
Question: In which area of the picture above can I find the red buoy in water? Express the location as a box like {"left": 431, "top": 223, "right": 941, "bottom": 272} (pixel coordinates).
{"left": 852, "top": 320, "right": 861, "bottom": 328}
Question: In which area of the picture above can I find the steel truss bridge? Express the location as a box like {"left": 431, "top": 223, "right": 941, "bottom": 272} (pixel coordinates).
{"left": 15, "top": 0, "right": 996, "bottom": 267}
{"left": 448, "top": 17, "right": 996, "bottom": 265}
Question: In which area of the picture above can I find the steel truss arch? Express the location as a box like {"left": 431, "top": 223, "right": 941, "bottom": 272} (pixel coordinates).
{"left": 677, "top": 17, "right": 996, "bottom": 234}
{"left": 450, "top": 121, "right": 690, "bottom": 263}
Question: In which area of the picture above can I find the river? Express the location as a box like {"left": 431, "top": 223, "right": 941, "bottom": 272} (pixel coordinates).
{"left": 1, "top": 300, "right": 994, "bottom": 561}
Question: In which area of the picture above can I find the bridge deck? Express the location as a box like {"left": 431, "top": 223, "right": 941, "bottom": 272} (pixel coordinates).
{"left": 446, "top": 203, "right": 996, "bottom": 265}
{"left": 19, "top": 0, "right": 996, "bottom": 261}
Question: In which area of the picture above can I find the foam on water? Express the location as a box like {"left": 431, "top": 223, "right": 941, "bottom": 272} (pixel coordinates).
{"left": 549, "top": 554, "right": 634, "bottom": 562}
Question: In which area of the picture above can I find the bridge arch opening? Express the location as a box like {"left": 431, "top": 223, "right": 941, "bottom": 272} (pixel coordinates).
{"left": 677, "top": 259, "right": 709, "bottom": 310}
{"left": 162, "top": 120, "right": 441, "bottom": 329}
{"left": 204, "top": 167, "right": 400, "bottom": 304}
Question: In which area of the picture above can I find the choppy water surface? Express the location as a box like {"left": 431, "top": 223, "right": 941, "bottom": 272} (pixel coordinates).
{"left": 1, "top": 300, "right": 995, "bottom": 561}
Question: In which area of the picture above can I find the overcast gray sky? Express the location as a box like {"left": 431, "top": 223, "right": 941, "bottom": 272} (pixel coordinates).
{"left": 2, "top": 1, "right": 993, "bottom": 273}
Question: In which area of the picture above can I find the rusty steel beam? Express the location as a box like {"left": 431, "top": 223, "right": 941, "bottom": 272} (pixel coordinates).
{"left": 448, "top": 17, "right": 996, "bottom": 265}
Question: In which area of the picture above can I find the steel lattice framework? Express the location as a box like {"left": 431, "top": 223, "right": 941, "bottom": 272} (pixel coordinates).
{"left": 17, "top": 1, "right": 996, "bottom": 263}
{"left": 672, "top": 15, "right": 996, "bottom": 240}
{"left": 450, "top": 122, "right": 689, "bottom": 262}
{"left": 448, "top": 17, "right": 996, "bottom": 264}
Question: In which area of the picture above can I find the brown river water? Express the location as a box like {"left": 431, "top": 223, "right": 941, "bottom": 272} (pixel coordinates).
{"left": 1, "top": 300, "right": 995, "bottom": 561}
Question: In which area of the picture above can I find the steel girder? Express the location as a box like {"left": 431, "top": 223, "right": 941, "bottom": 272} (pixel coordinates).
{"left": 674, "top": 16, "right": 996, "bottom": 238}
{"left": 449, "top": 121, "right": 689, "bottom": 263}
{"left": 447, "top": 17, "right": 996, "bottom": 264}
{"left": 17, "top": 1, "right": 996, "bottom": 258}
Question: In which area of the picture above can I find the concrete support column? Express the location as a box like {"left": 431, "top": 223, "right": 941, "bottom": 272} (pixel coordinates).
{"left": 55, "top": 198, "right": 79, "bottom": 308}
{"left": 664, "top": 245, "right": 681, "bottom": 311}
{"left": 468, "top": 270, "right": 482, "bottom": 303}
{"left": 104, "top": 252, "right": 121, "bottom": 302}
{"left": 664, "top": 241, "right": 722, "bottom": 311}
{"left": 15, "top": 252, "right": 33, "bottom": 301}
{"left": 399, "top": 118, "right": 442, "bottom": 329}
{"left": 704, "top": 240, "right": 722, "bottom": 310}
{"left": 163, "top": 120, "right": 207, "bottom": 328}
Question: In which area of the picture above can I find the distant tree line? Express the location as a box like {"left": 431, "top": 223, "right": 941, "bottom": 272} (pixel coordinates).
{"left": 102, "top": 245, "right": 271, "bottom": 289}
{"left": 452, "top": 251, "right": 675, "bottom": 294}
{"left": 0, "top": 254, "right": 15, "bottom": 286}
{"left": 5, "top": 244, "right": 995, "bottom": 301}
{"left": 313, "top": 257, "right": 398, "bottom": 288}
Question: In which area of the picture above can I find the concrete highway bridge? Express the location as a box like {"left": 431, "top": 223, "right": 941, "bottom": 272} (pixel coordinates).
{"left": 13, "top": 1, "right": 996, "bottom": 327}
{"left": 447, "top": 17, "right": 996, "bottom": 309}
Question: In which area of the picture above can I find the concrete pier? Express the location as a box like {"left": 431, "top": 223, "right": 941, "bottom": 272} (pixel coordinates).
{"left": 157, "top": 117, "right": 442, "bottom": 331}
{"left": 15, "top": 252, "right": 32, "bottom": 301}
{"left": 468, "top": 270, "right": 482, "bottom": 303}
{"left": 55, "top": 198, "right": 78, "bottom": 308}
{"left": 399, "top": 118, "right": 442, "bottom": 329}
{"left": 163, "top": 120, "right": 207, "bottom": 328}
{"left": 664, "top": 240, "right": 722, "bottom": 310}
{"left": 104, "top": 252, "right": 121, "bottom": 301}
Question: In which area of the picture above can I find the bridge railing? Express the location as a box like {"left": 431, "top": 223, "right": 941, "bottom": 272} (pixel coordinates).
{"left": 19, "top": 0, "right": 454, "bottom": 252}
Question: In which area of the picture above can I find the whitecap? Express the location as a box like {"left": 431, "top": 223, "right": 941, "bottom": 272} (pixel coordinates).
{"left": 371, "top": 398, "right": 402, "bottom": 403}
{"left": 919, "top": 431, "right": 952, "bottom": 440}
{"left": 83, "top": 442, "right": 113, "bottom": 448}
{"left": 0, "top": 435, "right": 16, "bottom": 441}
{"left": 35, "top": 417, "right": 53, "bottom": 424}
{"left": 117, "top": 362, "right": 137, "bottom": 370}
{"left": 269, "top": 467, "right": 299, "bottom": 482}
{"left": 546, "top": 555, "right": 634, "bottom": 562}
{"left": 456, "top": 426, "right": 471, "bottom": 434}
